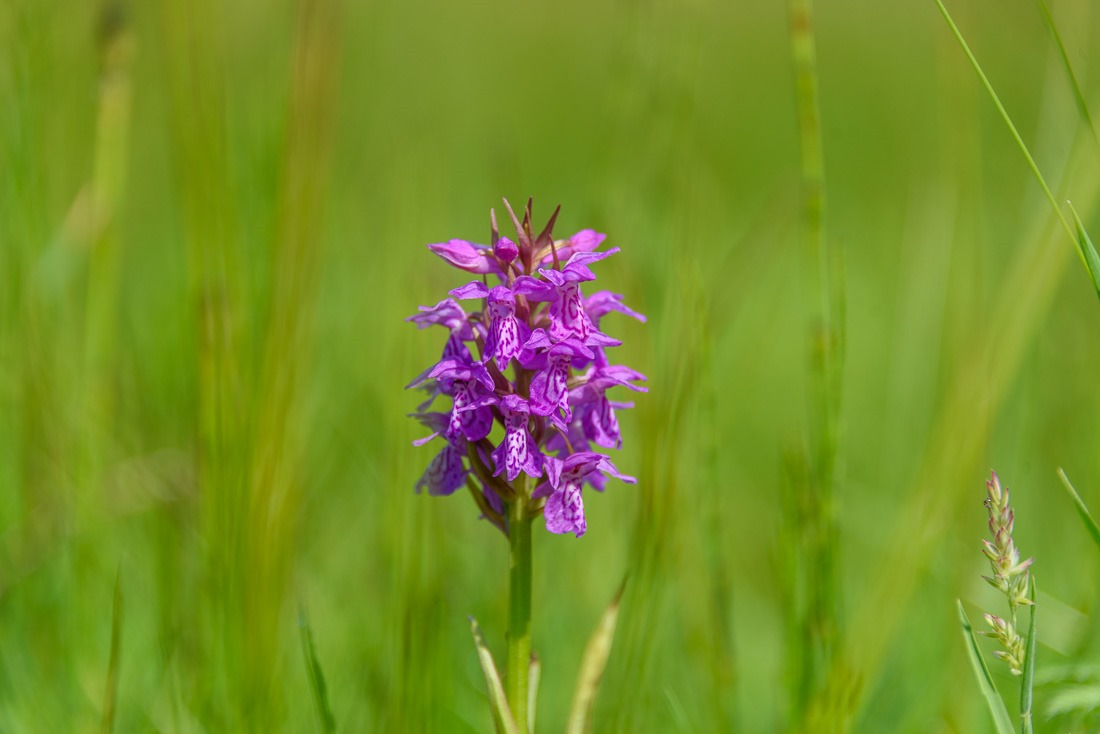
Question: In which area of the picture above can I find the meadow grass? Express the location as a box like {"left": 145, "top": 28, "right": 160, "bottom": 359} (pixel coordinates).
{"left": 3, "top": 1, "right": 1100, "bottom": 732}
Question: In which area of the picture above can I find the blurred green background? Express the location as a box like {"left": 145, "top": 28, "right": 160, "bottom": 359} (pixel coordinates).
{"left": 3, "top": 0, "right": 1100, "bottom": 731}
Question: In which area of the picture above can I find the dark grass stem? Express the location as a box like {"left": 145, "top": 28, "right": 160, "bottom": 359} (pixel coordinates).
{"left": 507, "top": 479, "right": 534, "bottom": 733}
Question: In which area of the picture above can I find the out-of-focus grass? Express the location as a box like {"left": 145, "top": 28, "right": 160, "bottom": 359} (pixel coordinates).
{"left": 3, "top": 1, "right": 1100, "bottom": 732}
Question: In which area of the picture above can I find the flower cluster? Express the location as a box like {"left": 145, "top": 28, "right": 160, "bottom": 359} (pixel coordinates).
{"left": 406, "top": 199, "right": 646, "bottom": 538}
{"left": 978, "top": 470, "right": 1034, "bottom": 675}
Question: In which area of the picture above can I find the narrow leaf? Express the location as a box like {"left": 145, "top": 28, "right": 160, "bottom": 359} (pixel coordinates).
{"left": 99, "top": 565, "right": 123, "bottom": 734}
{"left": 957, "top": 600, "right": 1015, "bottom": 734}
{"left": 1068, "top": 204, "right": 1100, "bottom": 303}
{"left": 469, "top": 617, "right": 520, "bottom": 734}
{"left": 934, "top": 0, "right": 1077, "bottom": 246}
{"left": 1033, "top": 0, "right": 1099, "bottom": 146}
{"left": 298, "top": 605, "right": 336, "bottom": 733}
{"left": 1020, "top": 578, "right": 1037, "bottom": 734}
{"left": 1057, "top": 467, "right": 1100, "bottom": 550}
{"left": 566, "top": 580, "right": 626, "bottom": 734}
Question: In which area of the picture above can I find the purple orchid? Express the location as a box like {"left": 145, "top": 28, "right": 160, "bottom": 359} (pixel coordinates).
{"left": 450, "top": 282, "right": 528, "bottom": 370}
{"left": 517, "top": 329, "right": 593, "bottom": 418}
{"left": 410, "top": 412, "right": 468, "bottom": 496}
{"left": 537, "top": 452, "right": 636, "bottom": 537}
{"left": 489, "top": 394, "right": 543, "bottom": 482}
{"left": 515, "top": 249, "right": 619, "bottom": 341}
{"left": 406, "top": 199, "right": 644, "bottom": 539}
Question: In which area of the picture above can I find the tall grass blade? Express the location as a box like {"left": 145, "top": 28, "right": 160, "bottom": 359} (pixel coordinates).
{"left": 1057, "top": 468, "right": 1100, "bottom": 550}
{"left": 566, "top": 580, "right": 626, "bottom": 734}
{"left": 469, "top": 617, "right": 519, "bottom": 734}
{"left": 298, "top": 605, "right": 336, "bottom": 734}
{"left": 933, "top": 0, "right": 1079, "bottom": 248}
{"left": 1020, "top": 579, "right": 1037, "bottom": 734}
{"left": 1068, "top": 204, "right": 1100, "bottom": 303}
{"left": 788, "top": 0, "right": 844, "bottom": 720}
{"left": 957, "top": 600, "right": 1014, "bottom": 734}
{"left": 1032, "top": 0, "right": 1098, "bottom": 146}
{"left": 99, "top": 566, "right": 123, "bottom": 734}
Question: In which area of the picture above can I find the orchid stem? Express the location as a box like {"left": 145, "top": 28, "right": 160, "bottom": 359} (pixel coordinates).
{"left": 507, "top": 484, "right": 533, "bottom": 733}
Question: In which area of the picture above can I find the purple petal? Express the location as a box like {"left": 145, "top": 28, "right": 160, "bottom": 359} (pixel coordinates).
{"left": 544, "top": 483, "right": 586, "bottom": 537}
{"left": 543, "top": 455, "right": 564, "bottom": 489}
{"left": 513, "top": 275, "right": 556, "bottom": 302}
{"left": 428, "top": 239, "right": 501, "bottom": 275}
{"left": 450, "top": 281, "right": 491, "bottom": 300}
{"left": 596, "top": 455, "right": 636, "bottom": 484}
{"left": 540, "top": 230, "right": 606, "bottom": 264}
{"left": 406, "top": 298, "right": 468, "bottom": 330}
{"left": 494, "top": 236, "right": 519, "bottom": 263}
{"left": 585, "top": 291, "right": 646, "bottom": 324}
{"left": 415, "top": 444, "right": 467, "bottom": 496}
{"left": 565, "top": 247, "right": 619, "bottom": 269}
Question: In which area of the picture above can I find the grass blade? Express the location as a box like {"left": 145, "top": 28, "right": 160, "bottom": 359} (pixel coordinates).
{"left": 99, "top": 566, "right": 123, "bottom": 734}
{"left": 1068, "top": 204, "right": 1100, "bottom": 303}
{"left": 933, "top": 0, "right": 1078, "bottom": 247}
{"left": 1057, "top": 468, "right": 1100, "bottom": 550}
{"left": 469, "top": 617, "right": 519, "bottom": 734}
{"left": 566, "top": 580, "right": 626, "bottom": 734}
{"left": 957, "top": 600, "right": 1014, "bottom": 734}
{"left": 1032, "top": 0, "right": 1098, "bottom": 146}
{"left": 1020, "top": 579, "right": 1038, "bottom": 734}
{"left": 298, "top": 605, "right": 336, "bottom": 734}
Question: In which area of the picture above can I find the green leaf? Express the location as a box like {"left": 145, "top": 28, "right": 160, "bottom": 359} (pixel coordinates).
{"left": 468, "top": 617, "right": 520, "bottom": 734}
{"left": 1057, "top": 468, "right": 1100, "bottom": 550}
{"left": 566, "top": 580, "right": 626, "bottom": 734}
{"left": 298, "top": 605, "right": 336, "bottom": 734}
{"left": 1020, "top": 578, "right": 1037, "bottom": 734}
{"left": 1068, "top": 204, "right": 1100, "bottom": 304}
{"left": 957, "top": 600, "right": 1015, "bottom": 734}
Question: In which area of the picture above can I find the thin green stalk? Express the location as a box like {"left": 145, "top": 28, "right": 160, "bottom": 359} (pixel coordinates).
{"left": 934, "top": 0, "right": 1080, "bottom": 251}
{"left": 789, "top": 0, "right": 843, "bottom": 723}
{"left": 507, "top": 484, "right": 533, "bottom": 733}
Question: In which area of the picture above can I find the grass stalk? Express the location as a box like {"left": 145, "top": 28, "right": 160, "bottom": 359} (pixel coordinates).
{"left": 933, "top": 0, "right": 1080, "bottom": 253}
{"left": 788, "top": 0, "right": 844, "bottom": 721}
{"left": 1020, "top": 579, "right": 1037, "bottom": 734}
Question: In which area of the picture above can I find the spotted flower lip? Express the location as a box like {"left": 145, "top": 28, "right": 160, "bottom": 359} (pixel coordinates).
{"left": 407, "top": 199, "right": 645, "bottom": 538}
{"left": 449, "top": 282, "right": 529, "bottom": 370}
{"left": 535, "top": 452, "right": 636, "bottom": 537}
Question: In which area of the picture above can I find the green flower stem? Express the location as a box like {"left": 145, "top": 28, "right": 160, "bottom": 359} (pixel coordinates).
{"left": 507, "top": 482, "right": 533, "bottom": 733}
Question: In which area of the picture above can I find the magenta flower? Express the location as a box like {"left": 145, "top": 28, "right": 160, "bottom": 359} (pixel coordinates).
{"left": 537, "top": 453, "right": 636, "bottom": 537}
{"left": 489, "top": 395, "right": 543, "bottom": 481}
{"left": 450, "top": 282, "right": 528, "bottom": 370}
{"left": 405, "top": 199, "right": 645, "bottom": 538}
